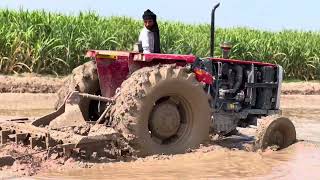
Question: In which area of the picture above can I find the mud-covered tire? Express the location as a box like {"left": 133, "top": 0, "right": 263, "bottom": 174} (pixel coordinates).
{"left": 255, "top": 116, "right": 296, "bottom": 150}
{"left": 111, "top": 65, "right": 212, "bottom": 156}
{"left": 55, "top": 61, "right": 99, "bottom": 120}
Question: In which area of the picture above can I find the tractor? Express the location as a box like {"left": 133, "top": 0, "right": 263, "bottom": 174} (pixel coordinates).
{"left": 0, "top": 3, "right": 296, "bottom": 157}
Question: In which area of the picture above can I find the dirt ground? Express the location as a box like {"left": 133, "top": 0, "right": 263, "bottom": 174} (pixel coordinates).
{"left": 1, "top": 73, "right": 320, "bottom": 94}
{"left": 0, "top": 74, "right": 319, "bottom": 179}
{"left": 0, "top": 74, "right": 63, "bottom": 93}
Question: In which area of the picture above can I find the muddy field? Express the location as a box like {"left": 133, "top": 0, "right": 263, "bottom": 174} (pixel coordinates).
{"left": 0, "top": 74, "right": 62, "bottom": 93}
{"left": 1, "top": 74, "right": 320, "bottom": 95}
{"left": 0, "top": 75, "right": 320, "bottom": 179}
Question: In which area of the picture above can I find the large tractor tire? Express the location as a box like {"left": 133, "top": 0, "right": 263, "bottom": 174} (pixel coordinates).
{"left": 55, "top": 61, "right": 100, "bottom": 121}
{"left": 255, "top": 116, "right": 296, "bottom": 150}
{"left": 111, "top": 65, "right": 212, "bottom": 156}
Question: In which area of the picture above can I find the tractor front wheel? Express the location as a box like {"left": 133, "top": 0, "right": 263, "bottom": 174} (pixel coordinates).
{"left": 255, "top": 116, "right": 296, "bottom": 150}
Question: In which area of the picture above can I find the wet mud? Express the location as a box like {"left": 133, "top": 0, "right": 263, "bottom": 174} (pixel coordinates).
{"left": 1, "top": 74, "right": 320, "bottom": 95}
{"left": 0, "top": 86, "right": 319, "bottom": 179}
{"left": 0, "top": 74, "right": 62, "bottom": 93}
{"left": 34, "top": 104, "right": 320, "bottom": 179}
{"left": 36, "top": 142, "right": 320, "bottom": 180}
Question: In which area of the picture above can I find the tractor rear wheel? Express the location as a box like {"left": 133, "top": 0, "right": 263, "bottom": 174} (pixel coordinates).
{"left": 55, "top": 61, "right": 100, "bottom": 121}
{"left": 255, "top": 116, "right": 296, "bottom": 150}
{"left": 111, "top": 65, "right": 211, "bottom": 156}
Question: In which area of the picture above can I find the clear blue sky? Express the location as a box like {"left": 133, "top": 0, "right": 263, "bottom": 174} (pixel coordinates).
{"left": 0, "top": 0, "right": 319, "bottom": 31}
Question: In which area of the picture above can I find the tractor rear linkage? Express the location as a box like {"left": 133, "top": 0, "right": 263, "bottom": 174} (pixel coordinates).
{"left": 0, "top": 91, "right": 118, "bottom": 157}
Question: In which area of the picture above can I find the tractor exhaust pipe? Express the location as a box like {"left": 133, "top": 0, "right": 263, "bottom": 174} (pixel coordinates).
{"left": 210, "top": 2, "right": 220, "bottom": 57}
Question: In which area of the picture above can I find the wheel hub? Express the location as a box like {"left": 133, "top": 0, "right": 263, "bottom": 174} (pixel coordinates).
{"left": 150, "top": 102, "right": 181, "bottom": 140}
{"left": 270, "top": 130, "right": 285, "bottom": 147}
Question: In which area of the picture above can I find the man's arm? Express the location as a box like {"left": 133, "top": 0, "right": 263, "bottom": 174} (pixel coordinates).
{"left": 139, "top": 30, "right": 152, "bottom": 53}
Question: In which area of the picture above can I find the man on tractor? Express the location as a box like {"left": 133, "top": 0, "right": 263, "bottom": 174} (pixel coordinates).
{"left": 138, "top": 9, "right": 161, "bottom": 53}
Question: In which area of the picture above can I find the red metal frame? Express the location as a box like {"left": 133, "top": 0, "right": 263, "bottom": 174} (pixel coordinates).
{"left": 87, "top": 50, "right": 276, "bottom": 66}
{"left": 95, "top": 58, "right": 129, "bottom": 98}
{"left": 86, "top": 50, "right": 276, "bottom": 97}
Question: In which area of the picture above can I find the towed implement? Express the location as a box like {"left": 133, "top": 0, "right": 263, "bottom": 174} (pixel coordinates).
{"left": 0, "top": 91, "right": 131, "bottom": 157}
{"left": 0, "top": 3, "right": 296, "bottom": 157}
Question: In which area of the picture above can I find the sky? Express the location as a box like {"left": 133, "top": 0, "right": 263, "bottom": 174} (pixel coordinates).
{"left": 0, "top": 0, "right": 319, "bottom": 31}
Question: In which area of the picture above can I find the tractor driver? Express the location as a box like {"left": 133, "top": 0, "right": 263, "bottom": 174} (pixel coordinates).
{"left": 138, "top": 9, "right": 161, "bottom": 53}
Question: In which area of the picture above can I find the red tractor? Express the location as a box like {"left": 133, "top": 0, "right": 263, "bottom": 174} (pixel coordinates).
{"left": 0, "top": 3, "right": 296, "bottom": 156}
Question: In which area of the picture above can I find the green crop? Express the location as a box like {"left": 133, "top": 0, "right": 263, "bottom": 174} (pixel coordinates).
{"left": 0, "top": 9, "right": 319, "bottom": 80}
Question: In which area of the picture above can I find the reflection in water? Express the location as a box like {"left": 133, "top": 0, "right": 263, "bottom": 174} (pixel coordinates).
{"left": 35, "top": 108, "right": 320, "bottom": 179}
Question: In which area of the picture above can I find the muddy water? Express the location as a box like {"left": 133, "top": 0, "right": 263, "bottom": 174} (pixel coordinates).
{"left": 0, "top": 109, "right": 53, "bottom": 118}
{"left": 35, "top": 109, "right": 320, "bottom": 179}
{"left": 0, "top": 94, "right": 319, "bottom": 179}
{"left": 284, "top": 108, "right": 320, "bottom": 143}
{"left": 36, "top": 142, "right": 320, "bottom": 180}
{"left": 0, "top": 93, "right": 56, "bottom": 118}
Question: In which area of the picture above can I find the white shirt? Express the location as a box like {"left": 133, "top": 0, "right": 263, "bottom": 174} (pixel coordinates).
{"left": 138, "top": 27, "right": 154, "bottom": 53}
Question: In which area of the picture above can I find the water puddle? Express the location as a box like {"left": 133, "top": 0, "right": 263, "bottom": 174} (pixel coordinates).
{"left": 34, "top": 108, "right": 320, "bottom": 179}
{"left": 0, "top": 96, "right": 319, "bottom": 179}
{"left": 34, "top": 142, "right": 320, "bottom": 180}
{"left": 0, "top": 109, "right": 53, "bottom": 118}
